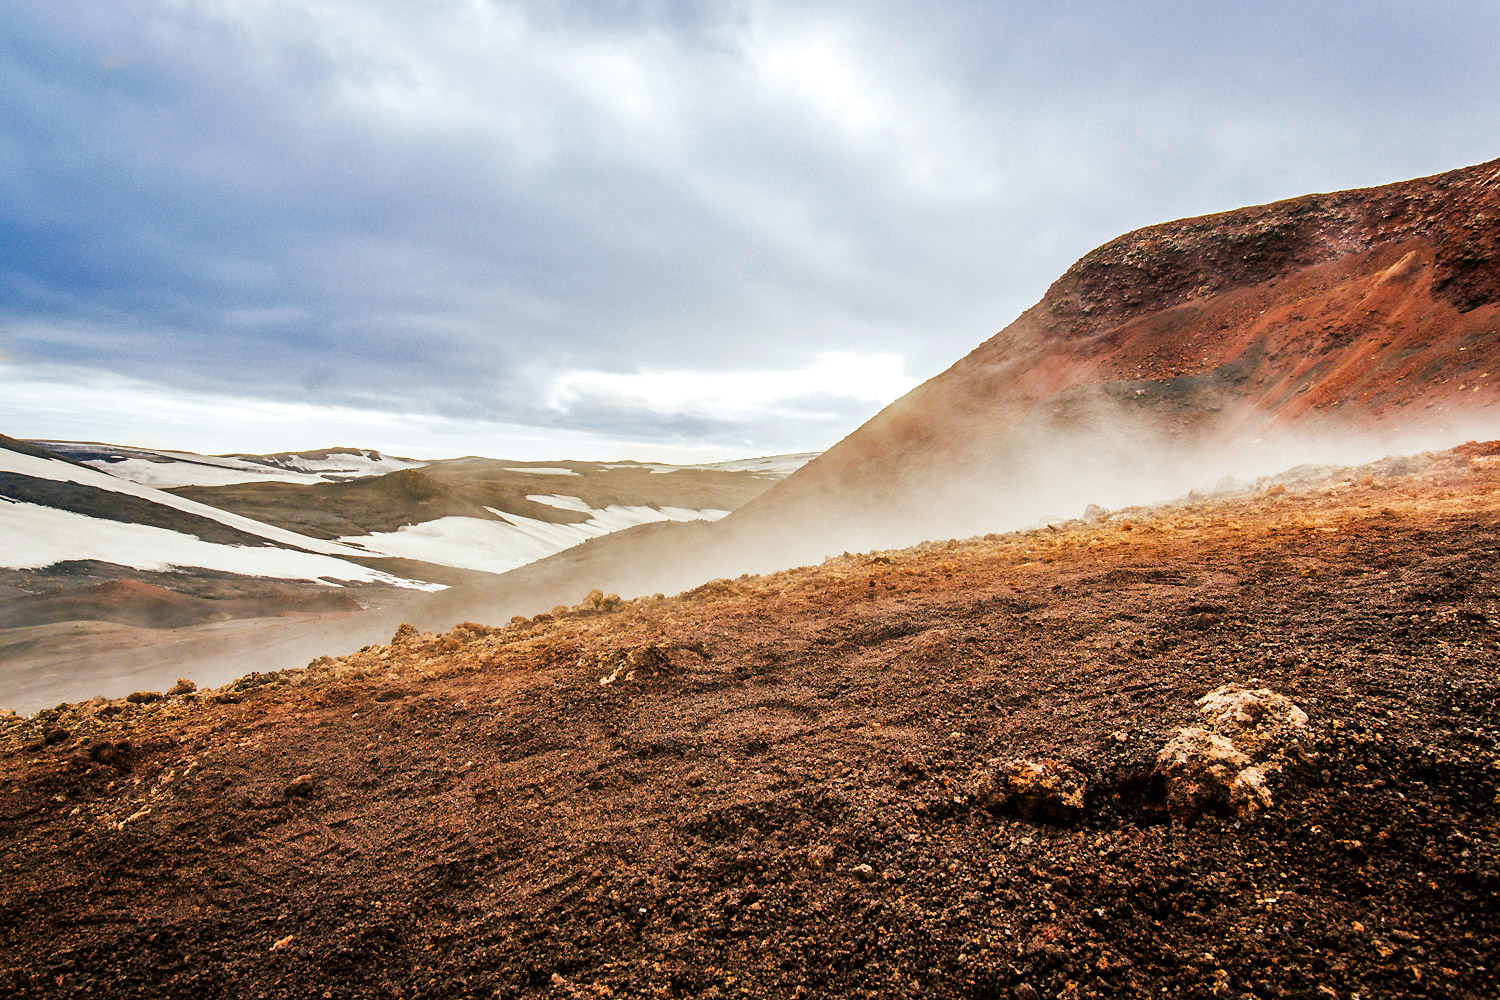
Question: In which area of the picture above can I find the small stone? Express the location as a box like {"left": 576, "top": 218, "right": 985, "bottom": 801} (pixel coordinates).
{"left": 167, "top": 679, "right": 197, "bottom": 696}
{"left": 283, "top": 774, "right": 319, "bottom": 800}
{"left": 850, "top": 863, "right": 878, "bottom": 882}
{"left": 125, "top": 691, "right": 163, "bottom": 704}
{"left": 270, "top": 934, "right": 293, "bottom": 952}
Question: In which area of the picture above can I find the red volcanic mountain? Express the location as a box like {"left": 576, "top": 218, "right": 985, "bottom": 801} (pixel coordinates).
{"left": 725, "top": 157, "right": 1500, "bottom": 553}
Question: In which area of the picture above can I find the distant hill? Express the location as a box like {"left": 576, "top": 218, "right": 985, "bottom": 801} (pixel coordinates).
{"left": 0, "top": 441, "right": 816, "bottom": 649}
{"left": 35, "top": 441, "right": 426, "bottom": 488}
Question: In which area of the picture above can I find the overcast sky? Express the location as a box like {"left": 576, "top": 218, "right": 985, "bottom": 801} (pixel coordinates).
{"left": 2, "top": 1, "right": 1498, "bottom": 460}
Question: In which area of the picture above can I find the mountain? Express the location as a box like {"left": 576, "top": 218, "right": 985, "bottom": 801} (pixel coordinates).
{"left": 0, "top": 440, "right": 815, "bottom": 707}
{"left": 8, "top": 158, "right": 1500, "bottom": 708}
{"left": 165, "top": 454, "right": 809, "bottom": 573}
{"left": 0, "top": 435, "right": 439, "bottom": 592}
{"left": 726, "top": 157, "right": 1500, "bottom": 556}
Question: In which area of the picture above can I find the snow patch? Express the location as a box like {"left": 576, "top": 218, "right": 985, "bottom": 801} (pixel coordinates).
{"left": 271, "top": 451, "right": 425, "bottom": 477}
{"left": 502, "top": 467, "right": 581, "bottom": 476}
{"left": 83, "top": 457, "right": 329, "bottom": 488}
{"left": 599, "top": 453, "right": 818, "bottom": 476}
{"left": 0, "top": 445, "right": 380, "bottom": 559}
{"left": 36, "top": 442, "right": 425, "bottom": 487}
{"left": 694, "top": 452, "right": 820, "bottom": 475}
{"left": 0, "top": 498, "right": 444, "bottom": 590}
{"left": 340, "top": 499, "right": 729, "bottom": 575}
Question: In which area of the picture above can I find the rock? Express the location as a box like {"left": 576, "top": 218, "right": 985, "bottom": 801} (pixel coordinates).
{"left": 1195, "top": 684, "right": 1308, "bottom": 754}
{"left": 807, "top": 844, "right": 837, "bottom": 870}
{"left": 392, "top": 622, "right": 418, "bottom": 643}
{"left": 283, "top": 774, "right": 319, "bottom": 800}
{"left": 1154, "top": 685, "right": 1309, "bottom": 820}
{"left": 971, "top": 758, "right": 1087, "bottom": 822}
{"left": 1156, "top": 728, "right": 1260, "bottom": 820}
{"left": 167, "top": 678, "right": 197, "bottom": 696}
{"left": 850, "top": 863, "right": 878, "bottom": 882}
{"left": 125, "top": 691, "right": 163, "bottom": 704}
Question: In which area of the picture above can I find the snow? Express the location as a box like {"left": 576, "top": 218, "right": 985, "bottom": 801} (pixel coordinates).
{"left": 0, "top": 498, "right": 445, "bottom": 590}
{"left": 694, "top": 452, "right": 820, "bottom": 475}
{"left": 35, "top": 442, "right": 425, "bottom": 487}
{"left": 600, "top": 463, "right": 682, "bottom": 474}
{"left": 340, "top": 499, "right": 730, "bottom": 575}
{"left": 84, "top": 457, "right": 330, "bottom": 488}
{"left": 502, "top": 467, "right": 581, "bottom": 476}
{"left": 525, "top": 494, "right": 594, "bottom": 513}
{"left": 600, "top": 453, "right": 818, "bottom": 476}
{"left": 271, "top": 451, "right": 425, "bottom": 477}
{"left": 0, "top": 445, "right": 380, "bottom": 559}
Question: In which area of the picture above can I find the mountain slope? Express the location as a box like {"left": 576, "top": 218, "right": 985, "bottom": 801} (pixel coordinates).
{"left": 729, "top": 157, "right": 1500, "bottom": 555}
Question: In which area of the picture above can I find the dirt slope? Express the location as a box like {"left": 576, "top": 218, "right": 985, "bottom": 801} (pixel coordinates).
{"left": 2, "top": 442, "right": 1497, "bottom": 999}
{"left": 730, "top": 157, "right": 1500, "bottom": 556}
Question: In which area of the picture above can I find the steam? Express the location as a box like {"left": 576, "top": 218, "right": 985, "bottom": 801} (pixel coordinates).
{"left": 7, "top": 395, "right": 1498, "bottom": 715}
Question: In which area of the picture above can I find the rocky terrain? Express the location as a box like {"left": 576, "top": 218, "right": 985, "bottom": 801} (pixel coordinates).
{"left": 2, "top": 441, "right": 1497, "bottom": 998}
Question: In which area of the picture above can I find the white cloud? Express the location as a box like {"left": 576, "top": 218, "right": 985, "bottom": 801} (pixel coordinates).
{"left": 5, "top": 0, "right": 1500, "bottom": 464}
{"left": 0, "top": 362, "right": 896, "bottom": 461}
{"left": 546, "top": 351, "right": 918, "bottom": 420}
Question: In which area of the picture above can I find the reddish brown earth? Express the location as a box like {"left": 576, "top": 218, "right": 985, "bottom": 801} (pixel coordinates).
{"left": 732, "top": 158, "right": 1500, "bottom": 554}
{"left": 3, "top": 442, "right": 1498, "bottom": 999}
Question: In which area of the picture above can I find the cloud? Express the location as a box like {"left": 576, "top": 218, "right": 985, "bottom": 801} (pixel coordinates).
{"left": 2, "top": 2, "right": 1499, "bottom": 455}
{"left": 548, "top": 351, "right": 916, "bottom": 419}
{"left": 0, "top": 363, "right": 802, "bottom": 462}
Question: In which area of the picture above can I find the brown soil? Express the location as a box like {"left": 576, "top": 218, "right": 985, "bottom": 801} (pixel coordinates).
{"left": 2, "top": 443, "right": 1498, "bottom": 999}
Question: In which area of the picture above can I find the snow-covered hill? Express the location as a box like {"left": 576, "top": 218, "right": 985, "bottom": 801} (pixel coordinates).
{"left": 0, "top": 441, "right": 441, "bottom": 590}
{"left": 33, "top": 442, "right": 425, "bottom": 488}
{"left": 0, "top": 439, "right": 819, "bottom": 620}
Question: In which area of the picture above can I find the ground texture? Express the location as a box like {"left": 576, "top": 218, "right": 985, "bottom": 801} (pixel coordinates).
{"left": 2, "top": 445, "right": 1498, "bottom": 999}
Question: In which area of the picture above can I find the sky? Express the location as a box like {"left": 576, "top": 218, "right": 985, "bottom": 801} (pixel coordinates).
{"left": 1, "top": 1, "right": 1498, "bottom": 461}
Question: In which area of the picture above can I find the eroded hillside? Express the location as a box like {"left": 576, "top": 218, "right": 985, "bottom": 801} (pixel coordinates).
{"left": 2, "top": 442, "right": 1497, "bottom": 999}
